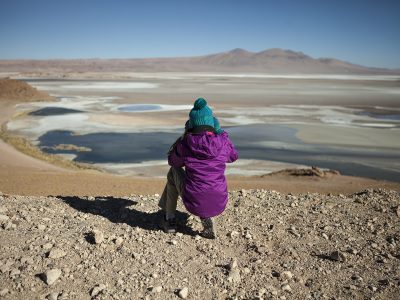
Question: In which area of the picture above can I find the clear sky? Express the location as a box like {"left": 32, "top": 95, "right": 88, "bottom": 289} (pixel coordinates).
{"left": 0, "top": 0, "right": 399, "bottom": 68}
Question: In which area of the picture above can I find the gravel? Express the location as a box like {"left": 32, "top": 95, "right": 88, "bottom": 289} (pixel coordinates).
{"left": 0, "top": 188, "right": 399, "bottom": 299}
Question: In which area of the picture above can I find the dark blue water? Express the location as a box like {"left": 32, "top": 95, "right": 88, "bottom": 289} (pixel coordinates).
{"left": 356, "top": 111, "right": 400, "bottom": 121}
{"left": 29, "top": 107, "right": 83, "bottom": 116}
{"left": 37, "top": 124, "right": 400, "bottom": 182}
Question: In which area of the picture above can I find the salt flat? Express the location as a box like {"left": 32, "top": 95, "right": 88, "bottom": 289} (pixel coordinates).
{"left": 5, "top": 74, "right": 400, "bottom": 181}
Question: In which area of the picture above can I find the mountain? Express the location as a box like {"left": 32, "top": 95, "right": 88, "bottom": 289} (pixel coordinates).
{"left": 0, "top": 48, "right": 398, "bottom": 74}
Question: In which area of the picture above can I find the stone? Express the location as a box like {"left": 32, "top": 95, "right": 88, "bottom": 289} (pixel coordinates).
{"left": 42, "top": 243, "right": 53, "bottom": 250}
{"left": 115, "top": 237, "right": 124, "bottom": 246}
{"left": 228, "top": 268, "right": 241, "bottom": 284}
{"left": 243, "top": 267, "right": 251, "bottom": 274}
{"left": 151, "top": 286, "right": 162, "bottom": 293}
{"left": 228, "top": 231, "right": 239, "bottom": 238}
{"left": 91, "top": 230, "right": 104, "bottom": 244}
{"left": 21, "top": 256, "right": 34, "bottom": 265}
{"left": 48, "top": 249, "right": 66, "bottom": 259}
{"left": 282, "top": 271, "right": 293, "bottom": 280}
{"left": 330, "top": 251, "right": 346, "bottom": 262}
{"left": 0, "top": 214, "right": 9, "bottom": 221}
{"left": 91, "top": 284, "right": 106, "bottom": 297}
{"left": 178, "top": 287, "right": 189, "bottom": 299}
{"left": 258, "top": 288, "right": 266, "bottom": 297}
{"left": 0, "top": 289, "right": 9, "bottom": 297}
{"left": 10, "top": 268, "right": 21, "bottom": 276}
{"left": 38, "top": 224, "right": 46, "bottom": 230}
{"left": 322, "top": 233, "right": 329, "bottom": 240}
{"left": 369, "top": 286, "right": 378, "bottom": 292}
{"left": 229, "top": 258, "right": 238, "bottom": 270}
{"left": 43, "top": 269, "right": 62, "bottom": 285}
{"left": 281, "top": 283, "right": 292, "bottom": 292}
{"left": 47, "top": 292, "right": 59, "bottom": 300}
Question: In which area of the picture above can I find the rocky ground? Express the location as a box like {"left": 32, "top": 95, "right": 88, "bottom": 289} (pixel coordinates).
{"left": 0, "top": 188, "right": 399, "bottom": 300}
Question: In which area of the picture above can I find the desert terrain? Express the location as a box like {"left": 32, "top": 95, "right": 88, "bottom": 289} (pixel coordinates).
{"left": 0, "top": 53, "right": 400, "bottom": 299}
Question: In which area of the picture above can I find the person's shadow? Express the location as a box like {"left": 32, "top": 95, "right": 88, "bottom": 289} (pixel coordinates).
{"left": 57, "top": 196, "right": 198, "bottom": 236}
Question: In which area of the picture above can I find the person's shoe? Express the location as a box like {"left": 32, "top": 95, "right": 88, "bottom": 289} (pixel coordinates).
{"left": 160, "top": 216, "right": 177, "bottom": 233}
{"left": 200, "top": 217, "right": 216, "bottom": 239}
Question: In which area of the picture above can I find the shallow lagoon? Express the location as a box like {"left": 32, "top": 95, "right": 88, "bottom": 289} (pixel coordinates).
{"left": 36, "top": 123, "right": 400, "bottom": 181}
{"left": 9, "top": 76, "right": 400, "bottom": 181}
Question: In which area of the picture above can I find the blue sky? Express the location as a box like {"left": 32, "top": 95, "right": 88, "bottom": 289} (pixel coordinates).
{"left": 0, "top": 0, "right": 399, "bottom": 68}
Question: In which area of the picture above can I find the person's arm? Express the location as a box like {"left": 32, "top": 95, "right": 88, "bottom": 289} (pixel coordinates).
{"left": 168, "top": 139, "right": 185, "bottom": 168}
{"left": 225, "top": 133, "right": 238, "bottom": 163}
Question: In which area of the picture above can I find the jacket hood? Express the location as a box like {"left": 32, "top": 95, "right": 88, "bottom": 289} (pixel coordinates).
{"left": 185, "top": 132, "right": 225, "bottom": 159}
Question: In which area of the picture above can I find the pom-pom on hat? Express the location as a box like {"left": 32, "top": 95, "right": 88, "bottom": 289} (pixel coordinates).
{"left": 189, "top": 98, "right": 215, "bottom": 128}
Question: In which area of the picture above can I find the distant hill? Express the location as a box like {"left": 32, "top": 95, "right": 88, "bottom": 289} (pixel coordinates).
{"left": 0, "top": 78, "right": 53, "bottom": 102}
{"left": 0, "top": 48, "right": 398, "bottom": 74}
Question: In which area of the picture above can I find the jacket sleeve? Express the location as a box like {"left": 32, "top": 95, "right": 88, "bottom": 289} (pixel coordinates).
{"left": 225, "top": 136, "right": 238, "bottom": 163}
{"left": 168, "top": 141, "right": 185, "bottom": 168}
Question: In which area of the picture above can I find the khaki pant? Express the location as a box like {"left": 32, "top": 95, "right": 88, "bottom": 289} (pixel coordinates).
{"left": 158, "top": 167, "right": 185, "bottom": 214}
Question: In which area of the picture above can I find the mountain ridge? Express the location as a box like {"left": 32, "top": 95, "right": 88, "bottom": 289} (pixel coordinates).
{"left": 0, "top": 48, "right": 398, "bottom": 74}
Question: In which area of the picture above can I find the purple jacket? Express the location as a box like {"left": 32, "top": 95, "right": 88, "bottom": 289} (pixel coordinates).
{"left": 168, "top": 131, "right": 238, "bottom": 218}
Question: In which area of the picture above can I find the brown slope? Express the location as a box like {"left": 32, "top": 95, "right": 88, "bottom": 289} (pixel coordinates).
{"left": 0, "top": 78, "right": 54, "bottom": 102}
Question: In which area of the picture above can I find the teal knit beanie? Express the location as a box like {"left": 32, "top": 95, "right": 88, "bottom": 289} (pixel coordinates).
{"left": 213, "top": 117, "right": 224, "bottom": 134}
{"left": 189, "top": 98, "right": 215, "bottom": 128}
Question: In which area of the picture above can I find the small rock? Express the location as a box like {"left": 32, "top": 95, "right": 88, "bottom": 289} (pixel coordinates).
{"left": 369, "top": 285, "right": 378, "bottom": 292}
{"left": 0, "top": 264, "right": 10, "bottom": 274}
{"left": 243, "top": 267, "right": 251, "bottom": 274}
{"left": 37, "top": 224, "right": 46, "bottom": 230}
{"left": 281, "top": 283, "right": 292, "bottom": 292}
{"left": 0, "top": 214, "right": 9, "bottom": 221}
{"left": 91, "top": 230, "right": 104, "bottom": 244}
{"left": 228, "top": 231, "right": 239, "bottom": 238}
{"left": 282, "top": 271, "right": 293, "bottom": 280}
{"left": 351, "top": 274, "right": 363, "bottom": 282}
{"left": 330, "top": 250, "right": 346, "bottom": 262}
{"left": 229, "top": 258, "right": 238, "bottom": 270}
{"left": 322, "top": 233, "right": 329, "bottom": 240}
{"left": 91, "top": 284, "right": 106, "bottom": 297}
{"left": 10, "top": 268, "right": 21, "bottom": 276}
{"left": 132, "top": 252, "right": 141, "bottom": 259}
{"left": 48, "top": 249, "right": 66, "bottom": 259}
{"left": 170, "top": 240, "right": 178, "bottom": 245}
{"left": 114, "top": 237, "right": 124, "bottom": 246}
{"left": 227, "top": 268, "right": 241, "bottom": 284}
{"left": 46, "top": 292, "right": 59, "bottom": 300}
{"left": 396, "top": 206, "right": 400, "bottom": 217}
{"left": 258, "top": 288, "right": 266, "bottom": 297}
{"left": 43, "top": 269, "right": 62, "bottom": 285}
{"left": 0, "top": 289, "right": 9, "bottom": 297}
{"left": 178, "top": 287, "right": 189, "bottom": 299}
{"left": 21, "top": 256, "right": 34, "bottom": 265}
{"left": 42, "top": 243, "right": 53, "bottom": 250}
{"left": 151, "top": 286, "right": 162, "bottom": 293}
